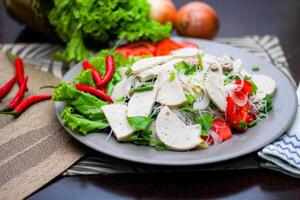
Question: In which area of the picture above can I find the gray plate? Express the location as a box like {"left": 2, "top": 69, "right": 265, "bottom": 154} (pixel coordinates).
{"left": 55, "top": 37, "right": 297, "bottom": 166}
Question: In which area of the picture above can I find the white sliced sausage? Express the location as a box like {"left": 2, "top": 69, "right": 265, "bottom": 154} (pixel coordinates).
{"left": 137, "top": 59, "right": 182, "bottom": 81}
{"left": 111, "top": 77, "right": 134, "bottom": 101}
{"left": 205, "top": 73, "right": 227, "bottom": 112}
{"left": 131, "top": 56, "right": 172, "bottom": 74}
{"left": 102, "top": 104, "right": 134, "bottom": 141}
{"left": 155, "top": 106, "right": 202, "bottom": 151}
{"left": 252, "top": 74, "right": 276, "bottom": 101}
{"left": 127, "top": 87, "right": 158, "bottom": 117}
{"left": 156, "top": 72, "right": 187, "bottom": 106}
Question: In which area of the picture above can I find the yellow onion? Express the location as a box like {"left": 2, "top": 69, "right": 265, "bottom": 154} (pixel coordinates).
{"left": 175, "top": 2, "right": 219, "bottom": 39}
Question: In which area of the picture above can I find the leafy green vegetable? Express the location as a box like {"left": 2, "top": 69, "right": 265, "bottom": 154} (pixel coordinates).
{"left": 74, "top": 69, "right": 95, "bottom": 87}
{"left": 259, "top": 94, "right": 273, "bottom": 113}
{"left": 128, "top": 130, "right": 166, "bottom": 151}
{"left": 62, "top": 106, "right": 108, "bottom": 135}
{"left": 252, "top": 66, "right": 260, "bottom": 72}
{"left": 248, "top": 120, "right": 257, "bottom": 128}
{"left": 195, "top": 114, "right": 213, "bottom": 136}
{"left": 47, "top": 0, "right": 172, "bottom": 62}
{"left": 116, "top": 97, "right": 126, "bottom": 103}
{"left": 175, "top": 61, "right": 197, "bottom": 75}
{"left": 238, "top": 122, "right": 247, "bottom": 129}
{"left": 127, "top": 116, "right": 153, "bottom": 131}
{"left": 89, "top": 50, "right": 128, "bottom": 95}
{"left": 185, "top": 93, "right": 196, "bottom": 104}
{"left": 169, "top": 71, "right": 176, "bottom": 81}
{"left": 131, "top": 86, "right": 154, "bottom": 93}
{"left": 52, "top": 82, "right": 107, "bottom": 120}
{"left": 197, "top": 53, "right": 203, "bottom": 70}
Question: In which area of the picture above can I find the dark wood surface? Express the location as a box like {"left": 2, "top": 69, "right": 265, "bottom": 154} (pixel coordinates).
{"left": 1, "top": 0, "right": 300, "bottom": 199}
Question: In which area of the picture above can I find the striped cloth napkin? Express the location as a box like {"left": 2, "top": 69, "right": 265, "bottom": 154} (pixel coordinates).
{"left": 0, "top": 35, "right": 297, "bottom": 177}
{"left": 258, "top": 85, "right": 300, "bottom": 178}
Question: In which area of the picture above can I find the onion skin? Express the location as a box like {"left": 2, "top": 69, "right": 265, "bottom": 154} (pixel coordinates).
{"left": 148, "top": 0, "right": 177, "bottom": 24}
{"left": 175, "top": 2, "right": 219, "bottom": 39}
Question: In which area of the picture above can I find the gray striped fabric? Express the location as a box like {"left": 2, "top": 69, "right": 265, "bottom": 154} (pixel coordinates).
{"left": 0, "top": 35, "right": 294, "bottom": 176}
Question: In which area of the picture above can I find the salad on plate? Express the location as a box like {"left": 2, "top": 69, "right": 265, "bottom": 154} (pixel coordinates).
{"left": 52, "top": 39, "right": 276, "bottom": 151}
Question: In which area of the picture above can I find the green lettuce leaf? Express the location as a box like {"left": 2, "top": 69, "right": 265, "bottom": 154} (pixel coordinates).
{"left": 47, "top": 0, "right": 171, "bottom": 62}
{"left": 195, "top": 114, "right": 213, "bottom": 136}
{"left": 127, "top": 116, "right": 153, "bottom": 131}
{"left": 74, "top": 69, "right": 95, "bottom": 87}
{"left": 62, "top": 106, "right": 109, "bottom": 135}
{"left": 52, "top": 82, "right": 107, "bottom": 120}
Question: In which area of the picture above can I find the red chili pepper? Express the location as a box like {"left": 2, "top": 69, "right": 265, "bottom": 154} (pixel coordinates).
{"left": 98, "top": 55, "right": 115, "bottom": 87}
{"left": 82, "top": 61, "right": 106, "bottom": 93}
{"left": 0, "top": 76, "right": 17, "bottom": 100}
{"left": 76, "top": 84, "right": 112, "bottom": 103}
{"left": 1, "top": 76, "right": 28, "bottom": 112}
{"left": 15, "top": 58, "right": 28, "bottom": 91}
{"left": 0, "top": 94, "right": 52, "bottom": 116}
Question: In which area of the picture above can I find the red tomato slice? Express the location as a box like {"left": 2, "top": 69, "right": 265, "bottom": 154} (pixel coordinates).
{"left": 211, "top": 119, "right": 232, "bottom": 142}
{"left": 234, "top": 80, "right": 253, "bottom": 96}
{"left": 114, "top": 47, "right": 131, "bottom": 58}
{"left": 246, "top": 114, "right": 254, "bottom": 124}
{"left": 127, "top": 47, "right": 153, "bottom": 57}
{"left": 125, "top": 41, "right": 156, "bottom": 52}
{"left": 154, "top": 39, "right": 181, "bottom": 56}
{"left": 178, "top": 41, "right": 199, "bottom": 49}
{"left": 226, "top": 96, "right": 249, "bottom": 132}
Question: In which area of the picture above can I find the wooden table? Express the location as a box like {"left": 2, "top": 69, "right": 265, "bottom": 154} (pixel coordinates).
{"left": 1, "top": 0, "right": 300, "bottom": 199}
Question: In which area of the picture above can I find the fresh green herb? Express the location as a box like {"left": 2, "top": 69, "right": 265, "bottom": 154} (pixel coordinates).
{"left": 197, "top": 53, "right": 203, "bottom": 70}
{"left": 252, "top": 66, "right": 260, "bottom": 72}
{"left": 195, "top": 114, "right": 213, "bottom": 136}
{"left": 131, "top": 86, "right": 154, "bottom": 93}
{"left": 223, "top": 71, "right": 230, "bottom": 76}
{"left": 61, "top": 106, "right": 108, "bottom": 135}
{"left": 175, "top": 61, "right": 197, "bottom": 75}
{"left": 259, "top": 94, "right": 273, "bottom": 113}
{"left": 127, "top": 116, "right": 153, "bottom": 131}
{"left": 116, "top": 97, "right": 126, "bottom": 103}
{"left": 169, "top": 71, "right": 176, "bottom": 81}
{"left": 125, "top": 68, "right": 133, "bottom": 77}
{"left": 224, "top": 75, "right": 240, "bottom": 85}
{"left": 74, "top": 69, "right": 95, "bottom": 87}
{"left": 248, "top": 120, "right": 257, "bottom": 128}
{"left": 185, "top": 93, "right": 196, "bottom": 104}
{"left": 128, "top": 130, "right": 166, "bottom": 151}
{"left": 238, "top": 122, "right": 247, "bottom": 129}
{"left": 52, "top": 82, "right": 108, "bottom": 120}
{"left": 47, "top": 0, "right": 172, "bottom": 62}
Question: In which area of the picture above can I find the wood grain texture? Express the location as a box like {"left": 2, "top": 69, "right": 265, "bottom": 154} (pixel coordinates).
{"left": 0, "top": 0, "right": 300, "bottom": 199}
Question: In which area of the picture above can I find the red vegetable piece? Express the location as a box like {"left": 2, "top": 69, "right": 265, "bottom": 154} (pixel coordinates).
{"left": 226, "top": 96, "right": 249, "bottom": 132}
{"left": 82, "top": 60, "right": 105, "bottom": 90}
{"left": 125, "top": 41, "right": 156, "bottom": 52}
{"left": 211, "top": 119, "right": 232, "bottom": 141}
{"left": 13, "top": 94, "right": 52, "bottom": 115}
{"left": 0, "top": 76, "right": 17, "bottom": 100}
{"left": 114, "top": 47, "right": 132, "bottom": 58}
{"left": 234, "top": 80, "right": 252, "bottom": 96}
{"left": 127, "top": 47, "right": 153, "bottom": 57}
{"left": 97, "top": 56, "right": 115, "bottom": 87}
{"left": 76, "top": 84, "right": 113, "bottom": 103}
{"left": 2, "top": 76, "right": 28, "bottom": 111}
{"left": 154, "top": 39, "right": 181, "bottom": 56}
{"left": 15, "top": 58, "right": 28, "bottom": 91}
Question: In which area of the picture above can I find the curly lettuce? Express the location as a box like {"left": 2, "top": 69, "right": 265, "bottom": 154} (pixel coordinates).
{"left": 47, "top": 0, "right": 172, "bottom": 62}
{"left": 52, "top": 82, "right": 107, "bottom": 120}
{"left": 62, "top": 106, "right": 108, "bottom": 135}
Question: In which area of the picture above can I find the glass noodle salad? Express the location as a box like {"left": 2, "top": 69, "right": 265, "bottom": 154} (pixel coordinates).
{"left": 53, "top": 40, "right": 276, "bottom": 151}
